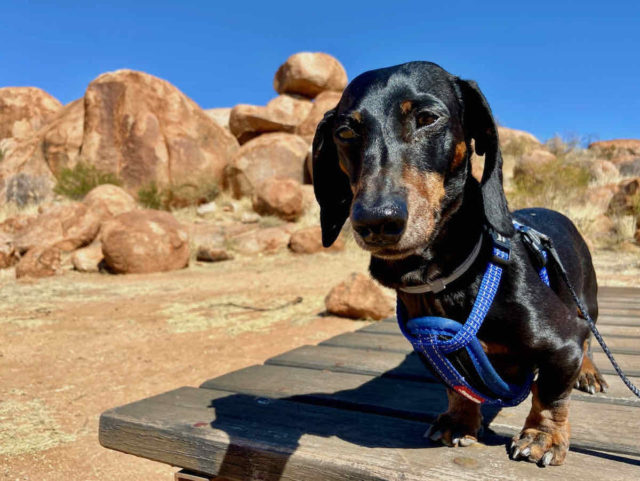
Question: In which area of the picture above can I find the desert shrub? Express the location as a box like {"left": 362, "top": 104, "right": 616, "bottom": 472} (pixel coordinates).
{"left": 54, "top": 162, "right": 121, "bottom": 200}
{"left": 501, "top": 137, "right": 532, "bottom": 158}
{"left": 509, "top": 158, "right": 591, "bottom": 210}
{"left": 138, "top": 179, "right": 220, "bottom": 210}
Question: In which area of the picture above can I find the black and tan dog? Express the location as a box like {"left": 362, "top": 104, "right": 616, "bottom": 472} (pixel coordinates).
{"left": 312, "top": 61, "right": 608, "bottom": 466}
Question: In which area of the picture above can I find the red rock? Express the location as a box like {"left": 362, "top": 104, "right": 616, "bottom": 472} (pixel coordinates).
{"left": 231, "top": 226, "right": 290, "bottom": 255}
{"left": 82, "top": 184, "right": 137, "bottom": 218}
{"left": 13, "top": 202, "right": 102, "bottom": 254}
{"left": 101, "top": 210, "right": 190, "bottom": 274}
{"left": 0, "top": 87, "right": 62, "bottom": 141}
{"left": 296, "top": 91, "right": 342, "bottom": 142}
{"left": 288, "top": 225, "right": 345, "bottom": 254}
{"left": 513, "top": 149, "right": 557, "bottom": 179}
{"left": 196, "top": 246, "right": 233, "bottom": 262}
{"left": 588, "top": 139, "right": 640, "bottom": 164}
{"left": 0, "top": 232, "right": 18, "bottom": 269}
{"left": 635, "top": 218, "right": 640, "bottom": 245}
{"left": 80, "top": 70, "right": 238, "bottom": 190}
{"left": 0, "top": 99, "right": 83, "bottom": 207}
{"left": 229, "top": 95, "right": 313, "bottom": 144}
{"left": 205, "top": 108, "right": 232, "bottom": 131}
{"left": 225, "top": 133, "right": 308, "bottom": 198}
{"left": 608, "top": 178, "right": 640, "bottom": 215}
{"left": 252, "top": 178, "right": 304, "bottom": 221}
{"left": 325, "top": 272, "right": 393, "bottom": 320}
{"left": 273, "top": 52, "right": 347, "bottom": 98}
{"left": 15, "top": 245, "right": 62, "bottom": 279}
{"left": 585, "top": 184, "right": 619, "bottom": 213}
{"left": 72, "top": 242, "right": 104, "bottom": 272}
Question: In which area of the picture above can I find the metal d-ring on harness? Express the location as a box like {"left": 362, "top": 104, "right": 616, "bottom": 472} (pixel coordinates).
{"left": 397, "top": 220, "right": 640, "bottom": 406}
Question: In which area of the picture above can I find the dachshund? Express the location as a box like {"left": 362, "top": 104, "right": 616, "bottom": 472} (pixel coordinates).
{"left": 312, "top": 61, "right": 607, "bottom": 466}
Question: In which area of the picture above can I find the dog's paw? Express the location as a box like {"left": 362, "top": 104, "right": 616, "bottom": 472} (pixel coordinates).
{"left": 424, "top": 413, "right": 479, "bottom": 447}
{"left": 574, "top": 356, "right": 609, "bottom": 394}
{"left": 510, "top": 428, "right": 569, "bottom": 466}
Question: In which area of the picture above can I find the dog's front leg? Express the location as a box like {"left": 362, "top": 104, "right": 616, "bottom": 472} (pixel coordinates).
{"left": 426, "top": 388, "right": 482, "bottom": 447}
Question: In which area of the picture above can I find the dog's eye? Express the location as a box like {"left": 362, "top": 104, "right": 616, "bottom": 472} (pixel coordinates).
{"left": 336, "top": 126, "right": 358, "bottom": 141}
{"left": 416, "top": 112, "right": 439, "bottom": 128}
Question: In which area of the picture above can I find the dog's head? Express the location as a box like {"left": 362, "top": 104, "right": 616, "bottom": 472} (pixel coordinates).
{"left": 312, "top": 61, "right": 513, "bottom": 259}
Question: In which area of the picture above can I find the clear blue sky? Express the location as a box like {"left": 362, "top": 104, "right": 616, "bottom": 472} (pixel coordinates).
{"left": 2, "top": 1, "right": 638, "bottom": 142}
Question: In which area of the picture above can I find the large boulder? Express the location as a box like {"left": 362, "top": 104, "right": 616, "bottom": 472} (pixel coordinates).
{"left": 273, "top": 52, "right": 347, "bottom": 98}
{"left": 82, "top": 184, "right": 137, "bottom": 218}
{"left": 15, "top": 245, "right": 62, "bottom": 279}
{"left": 80, "top": 70, "right": 238, "bottom": 190}
{"left": 0, "top": 87, "right": 62, "bottom": 141}
{"left": 229, "top": 95, "right": 313, "bottom": 144}
{"left": 225, "top": 133, "right": 308, "bottom": 198}
{"left": 325, "top": 273, "right": 394, "bottom": 320}
{"left": 588, "top": 139, "right": 640, "bottom": 165}
{"left": 0, "top": 99, "right": 82, "bottom": 207}
{"left": 13, "top": 202, "right": 102, "bottom": 254}
{"left": 497, "top": 126, "right": 541, "bottom": 155}
{"left": 288, "top": 225, "right": 345, "bottom": 254}
{"left": 295, "top": 91, "right": 342, "bottom": 142}
{"left": 100, "top": 210, "right": 190, "bottom": 274}
{"left": 252, "top": 177, "right": 304, "bottom": 221}
{"left": 205, "top": 108, "right": 232, "bottom": 131}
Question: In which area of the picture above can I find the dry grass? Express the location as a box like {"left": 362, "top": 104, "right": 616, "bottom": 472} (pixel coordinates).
{"left": 0, "top": 396, "right": 76, "bottom": 456}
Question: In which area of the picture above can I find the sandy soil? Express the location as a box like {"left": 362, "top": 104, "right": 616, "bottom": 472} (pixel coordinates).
{"left": 1, "top": 242, "right": 638, "bottom": 481}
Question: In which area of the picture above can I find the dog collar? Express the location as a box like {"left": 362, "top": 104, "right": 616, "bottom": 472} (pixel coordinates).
{"left": 398, "top": 234, "right": 484, "bottom": 294}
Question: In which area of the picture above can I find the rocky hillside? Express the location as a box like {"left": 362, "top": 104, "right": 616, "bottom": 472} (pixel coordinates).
{"left": 1, "top": 52, "right": 638, "bottom": 290}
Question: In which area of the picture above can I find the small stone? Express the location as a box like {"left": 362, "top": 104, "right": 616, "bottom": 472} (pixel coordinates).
{"left": 196, "top": 246, "right": 233, "bottom": 262}
{"left": 240, "top": 212, "right": 260, "bottom": 224}
{"left": 72, "top": 242, "right": 104, "bottom": 273}
{"left": 196, "top": 201, "right": 217, "bottom": 217}
{"left": 452, "top": 457, "right": 479, "bottom": 469}
{"left": 288, "top": 225, "right": 344, "bottom": 254}
{"left": 15, "top": 246, "right": 62, "bottom": 279}
{"left": 325, "top": 273, "right": 394, "bottom": 320}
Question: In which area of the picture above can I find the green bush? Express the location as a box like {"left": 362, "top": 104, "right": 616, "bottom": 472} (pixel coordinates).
{"left": 137, "top": 179, "right": 220, "bottom": 210}
{"left": 53, "top": 162, "right": 121, "bottom": 200}
{"left": 509, "top": 158, "right": 591, "bottom": 210}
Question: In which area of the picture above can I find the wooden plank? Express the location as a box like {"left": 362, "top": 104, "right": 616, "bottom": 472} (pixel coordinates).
{"left": 266, "top": 344, "right": 640, "bottom": 405}
{"left": 100, "top": 386, "right": 640, "bottom": 480}
{"left": 320, "top": 331, "right": 640, "bottom": 356}
{"left": 200, "top": 364, "right": 640, "bottom": 456}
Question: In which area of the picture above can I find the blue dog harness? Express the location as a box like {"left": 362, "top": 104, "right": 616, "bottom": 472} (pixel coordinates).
{"left": 397, "top": 221, "right": 550, "bottom": 407}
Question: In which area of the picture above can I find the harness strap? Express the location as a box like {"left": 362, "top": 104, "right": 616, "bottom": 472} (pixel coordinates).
{"left": 398, "top": 235, "right": 484, "bottom": 294}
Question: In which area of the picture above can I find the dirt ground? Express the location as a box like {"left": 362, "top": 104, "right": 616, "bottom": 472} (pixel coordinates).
{"left": 1, "top": 243, "right": 638, "bottom": 481}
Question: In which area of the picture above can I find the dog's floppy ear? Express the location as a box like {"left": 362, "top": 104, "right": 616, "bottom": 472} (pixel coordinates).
{"left": 312, "top": 108, "right": 353, "bottom": 247}
{"left": 457, "top": 79, "right": 514, "bottom": 236}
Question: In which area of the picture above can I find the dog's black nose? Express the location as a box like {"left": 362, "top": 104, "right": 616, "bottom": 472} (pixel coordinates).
{"left": 351, "top": 198, "right": 408, "bottom": 246}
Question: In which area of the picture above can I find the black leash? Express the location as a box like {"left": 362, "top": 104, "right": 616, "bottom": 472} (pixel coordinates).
{"left": 539, "top": 235, "right": 640, "bottom": 399}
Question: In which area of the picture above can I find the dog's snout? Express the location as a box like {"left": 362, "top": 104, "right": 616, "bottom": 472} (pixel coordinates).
{"left": 352, "top": 198, "right": 408, "bottom": 246}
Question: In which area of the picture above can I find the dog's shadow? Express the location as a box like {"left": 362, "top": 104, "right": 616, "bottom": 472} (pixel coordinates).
{"left": 205, "top": 352, "right": 507, "bottom": 480}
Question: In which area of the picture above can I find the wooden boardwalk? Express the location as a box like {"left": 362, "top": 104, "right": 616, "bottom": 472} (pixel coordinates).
{"left": 100, "top": 286, "right": 640, "bottom": 480}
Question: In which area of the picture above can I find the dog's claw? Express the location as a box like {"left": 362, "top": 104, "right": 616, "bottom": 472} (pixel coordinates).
{"left": 429, "top": 429, "right": 443, "bottom": 442}
{"left": 511, "top": 447, "right": 521, "bottom": 460}
{"left": 521, "top": 447, "right": 531, "bottom": 457}
{"left": 458, "top": 436, "right": 476, "bottom": 447}
{"left": 541, "top": 451, "right": 553, "bottom": 467}
{"left": 588, "top": 385, "right": 596, "bottom": 395}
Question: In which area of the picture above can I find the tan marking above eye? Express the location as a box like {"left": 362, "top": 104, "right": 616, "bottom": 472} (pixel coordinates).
{"left": 400, "top": 100, "right": 412, "bottom": 113}
{"left": 351, "top": 111, "right": 362, "bottom": 122}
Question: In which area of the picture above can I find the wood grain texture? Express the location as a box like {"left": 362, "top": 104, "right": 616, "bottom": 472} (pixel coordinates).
{"left": 100, "top": 386, "right": 640, "bottom": 481}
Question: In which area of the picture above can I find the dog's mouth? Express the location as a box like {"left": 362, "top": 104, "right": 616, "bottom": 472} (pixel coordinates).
{"left": 353, "top": 231, "right": 429, "bottom": 260}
